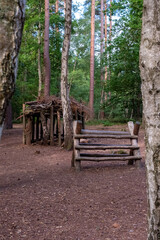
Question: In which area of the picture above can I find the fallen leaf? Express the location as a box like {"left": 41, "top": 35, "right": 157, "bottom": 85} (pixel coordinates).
{"left": 113, "top": 222, "right": 121, "bottom": 228}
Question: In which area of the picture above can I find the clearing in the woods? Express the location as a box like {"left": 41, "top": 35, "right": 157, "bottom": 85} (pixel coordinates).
{"left": 0, "top": 124, "right": 147, "bottom": 240}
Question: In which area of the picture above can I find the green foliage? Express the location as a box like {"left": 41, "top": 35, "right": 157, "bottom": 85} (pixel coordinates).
{"left": 86, "top": 119, "right": 115, "bottom": 126}
{"left": 102, "top": 0, "right": 143, "bottom": 119}
{"left": 12, "top": 0, "right": 143, "bottom": 123}
{"left": 86, "top": 117, "right": 131, "bottom": 126}
{"left": 12, "top": 0, "right": 64, "bottom": 119}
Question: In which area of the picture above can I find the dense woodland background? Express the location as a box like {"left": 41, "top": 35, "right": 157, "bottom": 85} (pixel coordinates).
{"left": 11, "top": 0, "right": 143, "bottom": 123}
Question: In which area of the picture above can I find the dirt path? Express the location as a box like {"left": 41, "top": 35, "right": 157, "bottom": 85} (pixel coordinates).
{"left": 0, "top": 124, "right": 147, "bottom": 240}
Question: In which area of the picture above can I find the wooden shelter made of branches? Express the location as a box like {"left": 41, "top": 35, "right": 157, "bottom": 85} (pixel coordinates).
{"left": 23, "top": 95, "right": 89, "bottom": 146}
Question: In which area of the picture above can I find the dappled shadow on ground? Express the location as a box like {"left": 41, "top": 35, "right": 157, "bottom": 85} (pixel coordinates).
{"left": 0, "top": 124, "right": 147, "bottom": 240}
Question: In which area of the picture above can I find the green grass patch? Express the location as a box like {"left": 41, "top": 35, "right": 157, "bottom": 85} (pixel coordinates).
{"left": 86, "top": 119, "right": 115, "bottom": 126}
{"left": 86, "top": 117, "right": 141, "bottom": 127}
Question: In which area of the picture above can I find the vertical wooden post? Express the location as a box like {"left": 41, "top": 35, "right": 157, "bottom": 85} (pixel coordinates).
{"left": 128, "top": 121, "right": 134, "bottom": 165}
{"left": 23, "top": 104, "right": 26, "bottom": 144}
{"left": 25, "top": 117, "right": 32, "bottom": 145}
{"left": 128, "top": 121, "right": 141, "bottom": 168}
{"left": 72, "top": 120, "right": 82, "bottom": 171}
{"left": 75, "top": 109, "right": 78, "bottom": 120}
{"left": 133, "top": 121, "right": 141, "bottom": 168}
{"left": 82, "top": 111, "right": 85, "bottom": 129}
{"left": 36, "top": 115, "right": 39, "bottom": 141}
{"left": 133, "top": 121, "right": 140, "bottom": 136}
{"left": 56, "top": 116, "right": 58, "bottom": 139}
{"left": 57, "top": 111, "right": 61, "bottom": 146}
{"left": 32, "top": 116, "right": 35, "bottom": 143}
{"left": 77, "top": 111, "right": 80, "bottom": 120}
{"left": 50, "top": 106, "right": 54, "bottom": 145}
{"left": 40, "top": 123, "right": 43, "bottom": 140}
{"left": 40, "top": 111, "right": 49, "bottom": 145}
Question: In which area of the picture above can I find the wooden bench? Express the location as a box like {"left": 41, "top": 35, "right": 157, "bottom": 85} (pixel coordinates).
{"left": 72, "top": 120, "right": 141, "bottom": 171}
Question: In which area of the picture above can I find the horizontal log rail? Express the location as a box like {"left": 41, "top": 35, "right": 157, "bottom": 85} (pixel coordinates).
{"left": 72, "top": 120, "right": 142, "bottom": 171}
{"left": 81, "top": 129, "right": 130, "bottom": 135}
{"left": 75, "top": 134, "right": 138, "bottom": 139}
{"left": 80, "top": 153, "right": 130, "bottom": 157}
{"left": 75, "top": 144, "right": 139, "bottom": 150}
{"left": 76, "top": 156, "right": 141, "bottom": 162}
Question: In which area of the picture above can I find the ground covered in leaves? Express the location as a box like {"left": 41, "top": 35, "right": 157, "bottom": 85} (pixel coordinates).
{"left": 0, "top": 124, "right": 147, "bottom": 240}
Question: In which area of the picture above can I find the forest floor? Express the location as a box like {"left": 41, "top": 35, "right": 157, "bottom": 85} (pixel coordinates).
{"left": 0, "top": 123, "right": 147, "bottom": 240}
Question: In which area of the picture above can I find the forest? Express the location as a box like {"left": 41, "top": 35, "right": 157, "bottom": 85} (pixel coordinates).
{"left": 11, "top": 0, "right": 143, "bottom": 124}
{"left": 1, "top": 0, "right": 160, "bottom": 239}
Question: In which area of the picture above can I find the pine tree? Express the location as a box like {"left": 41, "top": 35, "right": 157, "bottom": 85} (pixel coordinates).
{"left": 89, "top": 0, "right": 95, "bottom": 118}
{"left": 44, "top": 0, "right": 51, "bottom": 97}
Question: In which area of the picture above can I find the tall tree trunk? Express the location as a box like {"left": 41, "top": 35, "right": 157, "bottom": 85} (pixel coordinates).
{"left": 89, "top": 0, "right": 95, "bottom": 119}
{"left": 55, "top": 0, "right": 59, "bottom": 32}
{"left": 64, "top": 0, "right": 66, "bottom": 15}
{"left": 99, "top": 0, "right": 105, "bottom": 119}
{"left": 61, "top": 0, "right": 73, "bottom": 150}
{"left": 140, "top": 1, "right": 160, "bottom": 239}
{"left": 108, "top": 0, "right": 112, "bottom": 98}
{"left": 0, "top": 0, "right": 25, "bottom": 139}
{"left": 38, "top": 3, "right": 43, "bottom": 97}
{"left": 44, "top": 0, "right": 51, "bottom": 97}
{"left": 109, "top": 0, "right": 112, "bottom": 43}
{"left": 56, "top": 0, "right": 59, "bottom": 13}
{"left": 104, "top": 1, "right": 108, "bottom": 101}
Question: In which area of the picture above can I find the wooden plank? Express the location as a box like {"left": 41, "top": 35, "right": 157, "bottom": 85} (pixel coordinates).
{"left": 75, "top": 144, "right": 139, "bottom": 150}
{"left": 74, "top": 134, "right": 138, "bottom": 139}
{"left": 31, "top": 116, "right": 35, "bottom": 142}
{"left": 72, "top": 121, "right": 82, "bottom": 171}
{"left": 40, "top": 112, "right": 49, "bottom": 145}
{"left": 128, "top": 121, "right": 134, "bottom": 135}
{"left": 79, "top": 143, "right": 131, "bottom": 146}
{"left": 40, "top": 123, "right": 43, "bottom": 139}
{"left": 81, "top": 153, "right": 130, "bottom": 157}
{"left": 82, "top": 112, "right": 85, "bottom": 129}
{"left": 50, "top": 106, "right": 54, "bottom": 146}
{"left": 75, "top": 155, "right": 141, "bottom": 162}
{"left": 23, "top": 104, "right": 26, "bottom": 144}
{"left": 57, "top": 111, "right": 61, "bottom": 146}
{"left": 25, "top": 117, "right": 32, "bottom": 145}
{"left": 128, "top": 121, "right": 141, "bottom": 168}
{"left": 36, "top": 115, "right": 39, "bottom": 140}
{"left": 81, "top": 129, "right": 130, "bottom": 135}
{"left": 133, "top": 121, "right": 140, "bottom": 136}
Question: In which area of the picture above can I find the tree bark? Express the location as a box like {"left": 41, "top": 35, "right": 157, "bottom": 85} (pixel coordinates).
{"left": 0, "top": 0, "right": 25, "bottom": 139}
{"left": 99, "top": 0, "right": 105, "bottom": 119}
{"left": 55, "top": 0, "right": 59, "bottom": 32}
{"left": 44, "top": 0, "right": 51, "bottom": 97}
{"left": 56, "top": 0, "right": 59, "bottom": 13}
{"left": 89, "top": 0, "right": 95, "bottom": 119}
{"left": 104, "top": 1, "right": 108, "bottom": 102}
{"left": 38, "top": 2, "right": 43, "bottom": 97}
{"left": 109, "top": 0, "right": 112, "bottom": 43}
{"left": 108, "top": 0, "right": 112, "bottom": 89}
{"left": 61, "top": 0, "right": 73, "bottom": 150}
{"left": 140, "top": 1, "right": 160, "bottom": 239}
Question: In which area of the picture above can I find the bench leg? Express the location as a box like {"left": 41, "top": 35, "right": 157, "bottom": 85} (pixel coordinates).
{"left": 75, "top": 160, "right": 81, "bottom": 171}
{"left": 135, "top": 159, "right": 142, "bottom": 169}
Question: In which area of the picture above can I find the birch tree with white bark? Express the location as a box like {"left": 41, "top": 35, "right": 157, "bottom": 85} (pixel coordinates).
{"left": 0, "top": 0, "right": 25, "bottom": 139}
{"left": 61, "top": 0, "right": 73, "bottom": 150}
{"left": 140, "top": 1, "right": 160, "bottom": 239}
